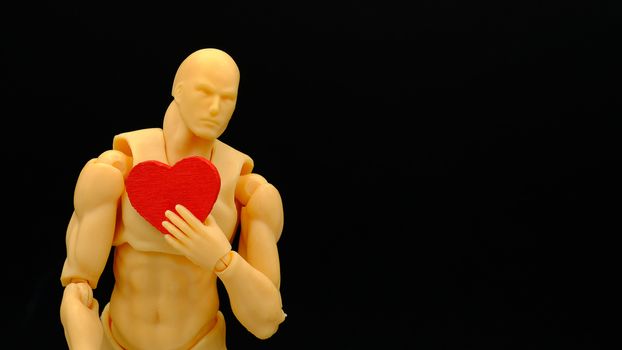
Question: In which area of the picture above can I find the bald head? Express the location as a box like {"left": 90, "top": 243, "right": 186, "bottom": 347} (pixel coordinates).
{"left": 169, "top": 48, "right": 240, "bottom": 141}
{"left": 172, "top": 48, "right": 240, "bottom": 96}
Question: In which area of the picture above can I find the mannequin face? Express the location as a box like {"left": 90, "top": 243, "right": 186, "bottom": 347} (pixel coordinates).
{"left": 173, "top": 52, "right": 239, "bottom": 140}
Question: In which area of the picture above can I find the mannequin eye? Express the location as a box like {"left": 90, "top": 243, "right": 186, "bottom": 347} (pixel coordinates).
{"left": 196, "top": 86, "right": 213, "bottom": 95}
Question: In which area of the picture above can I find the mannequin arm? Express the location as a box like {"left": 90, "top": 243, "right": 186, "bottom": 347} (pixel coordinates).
{"left": 60, "top": 150, "right": 131, "bottom": 349}
{"left": 216, "top": 173, "right": 285, "bottom": 339}
{"left": 161, "top": 173, "right": 286, "bottom": 339}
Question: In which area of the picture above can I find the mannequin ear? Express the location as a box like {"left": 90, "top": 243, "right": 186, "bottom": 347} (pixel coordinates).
{"left": 173, "top": 83, "right": 183, "bottom": 102}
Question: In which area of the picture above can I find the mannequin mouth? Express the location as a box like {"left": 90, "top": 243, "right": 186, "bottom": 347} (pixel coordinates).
{"left": 200, "top": 119, "right": 219, "bottom": 127}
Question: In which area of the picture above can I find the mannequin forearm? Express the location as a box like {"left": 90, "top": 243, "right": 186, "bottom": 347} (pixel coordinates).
{"left": 216, "top": 251, "right": 285, "bottom": 339}
{"left": 60, "top": 282, "right": 103, "bottom": 350}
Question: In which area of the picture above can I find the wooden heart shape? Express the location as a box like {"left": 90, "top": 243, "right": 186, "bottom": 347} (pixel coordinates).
{"left": 125, "top": 156, "right": 221, "bottom": 234}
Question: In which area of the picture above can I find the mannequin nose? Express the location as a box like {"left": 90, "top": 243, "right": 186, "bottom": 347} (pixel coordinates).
{"left": 209, "top": 97, "right": 220, "bottom": 116}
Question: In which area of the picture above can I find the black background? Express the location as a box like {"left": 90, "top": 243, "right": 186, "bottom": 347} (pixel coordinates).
{"left": 2, "top": 1, "right": 619, "bottom": 349}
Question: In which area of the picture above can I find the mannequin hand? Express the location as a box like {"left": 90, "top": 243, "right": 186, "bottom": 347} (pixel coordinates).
{"left": 163, "top": 204, "right": 232, "bottom": 271}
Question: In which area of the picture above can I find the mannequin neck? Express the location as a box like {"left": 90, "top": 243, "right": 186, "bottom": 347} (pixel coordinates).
{"left": 162, "top": 101, "right": 214, "bottom": 164}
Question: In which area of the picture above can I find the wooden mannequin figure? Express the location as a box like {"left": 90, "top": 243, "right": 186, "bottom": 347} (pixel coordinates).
{"left": 60, "top": 48, "right": 285, "bottom": 350}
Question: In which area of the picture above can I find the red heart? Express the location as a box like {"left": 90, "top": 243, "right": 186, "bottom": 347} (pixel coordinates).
{"left": 125, "top": 156, "right": 221, "bottom": 234}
